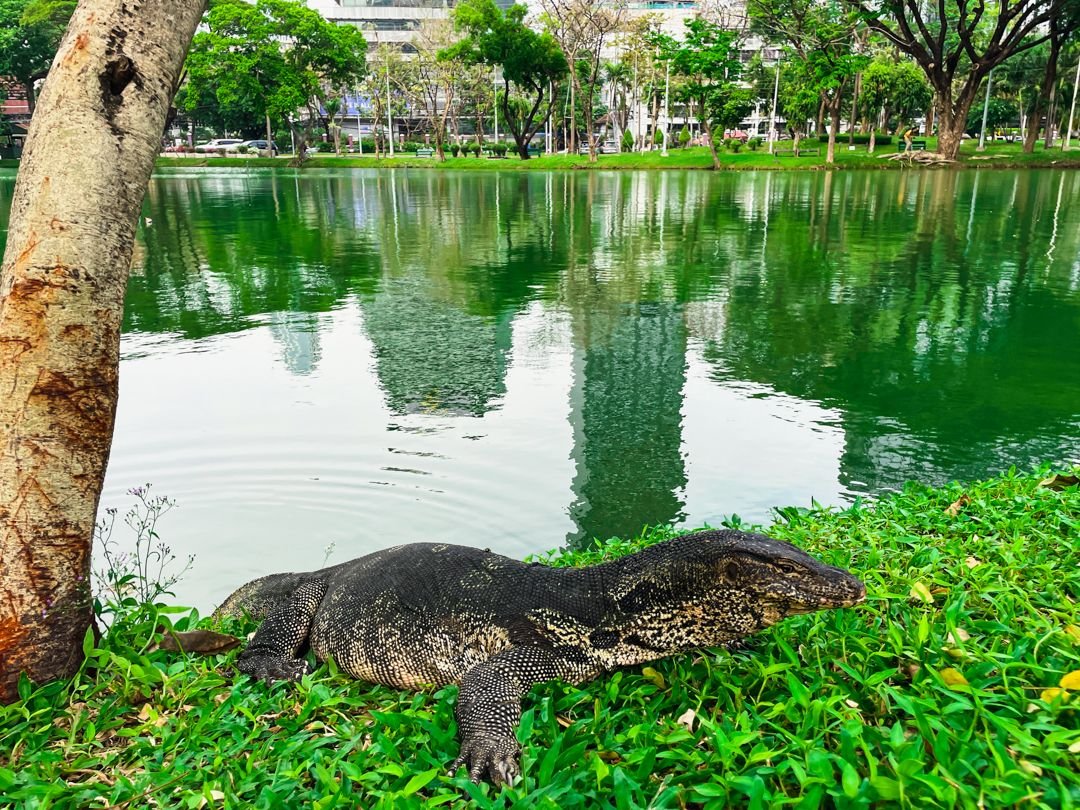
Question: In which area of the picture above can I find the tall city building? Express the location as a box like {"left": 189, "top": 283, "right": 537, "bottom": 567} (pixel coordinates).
{"left": 306, "top": 0, "right": 514, "bottom": 50}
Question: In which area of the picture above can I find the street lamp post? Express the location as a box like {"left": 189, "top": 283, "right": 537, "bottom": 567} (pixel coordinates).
{"left": 768, "top": 59, "right": 780, "bottom": 154}
{"left": 386, "top": 51, "right": 394, "bottom": 158}
{"left": 662, "top": 58, "right": 670, "bottom": 157}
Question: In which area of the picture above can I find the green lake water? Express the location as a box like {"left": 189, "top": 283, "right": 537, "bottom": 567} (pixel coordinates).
{"left": 1, "top": 167, "right": 1078, "bottom": 609}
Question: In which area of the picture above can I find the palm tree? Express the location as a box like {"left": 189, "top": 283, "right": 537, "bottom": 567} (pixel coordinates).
{"left": 604, "top": 61, "right": 632, "bottom": 145}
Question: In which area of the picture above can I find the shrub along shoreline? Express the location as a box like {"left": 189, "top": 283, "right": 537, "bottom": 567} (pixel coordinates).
{"left": 1, "top": 467, "right": 1078, "bottom": 809}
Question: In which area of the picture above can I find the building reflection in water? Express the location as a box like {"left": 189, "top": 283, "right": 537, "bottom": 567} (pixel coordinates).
{"left": 8, "top": 165, "right": 1073, "bottom": 591}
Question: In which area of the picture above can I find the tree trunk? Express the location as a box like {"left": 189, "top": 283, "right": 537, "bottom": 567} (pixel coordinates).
{"left": 21, "top": 79, "right": 37, "bottom": 117}
{"left": 826, "top": 95, "right": 842, "bottom": 164}
{"left": 848, "top": 72, "right": 861, "bottom": 146}
{"left": 1023, "top": 98, "right": 1042, "bottom": 153}
{"left": 701, "top": 111, "right": 720, "bottom": 170}
{"left": 1026, "top": 37, "right": 1061, "bottom": 154}
{"left": 0, "top": 0, "right": 205, "bottom": 704}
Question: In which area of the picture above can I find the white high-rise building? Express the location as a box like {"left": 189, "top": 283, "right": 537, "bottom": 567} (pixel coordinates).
{"left": 306, "top": 0, "right": 513, "bottom": 51}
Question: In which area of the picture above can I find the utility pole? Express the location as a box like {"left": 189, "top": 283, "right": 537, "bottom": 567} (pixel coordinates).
{"left": 662, "top": 58, "right": 670, "bottom": 157}
{"left": 1065, "top": 57, "right": 1080, "bottom": 151}
{"left": 493, "top": 67, "right": 499, "bottom": 143}
{"left": 768, "top": 59, "right": 780, "bottom": 154}
{"left": 387, "top": 49, "right": 394, "bottom": 157}
{"left": 548, "top": 81, "right": 554, "bottom": 153}
{"left": 977, "top": 69, "right": 993, "bottom": 151}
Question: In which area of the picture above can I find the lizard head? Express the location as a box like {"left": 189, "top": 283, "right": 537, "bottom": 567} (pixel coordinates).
{"left": 704, "top": 530, "right": 866, "bottom": 622}
{"left": 606, "top": 530, "right": 865, "bottom": 655}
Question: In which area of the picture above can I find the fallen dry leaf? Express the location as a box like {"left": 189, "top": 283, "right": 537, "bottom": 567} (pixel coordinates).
{"left": 945, "top": 494, "right": 971, "bottom": 516}
{"left": 965, "top": 556, "right": 980, "bottom": 569}
{"left": 1038, "top": 473, "right": 1080, "bottom": 491}
{"left": 947, "top": 628, "right": 971, "bottom": 644}
{"left": 909, "top": 582, "right": 934, "bottom": 603}
{"left": 155, "top": 630, "right": 242, "bottom": 655}
{"left": 676, "top": 708, "right": 697, "bottom": 731}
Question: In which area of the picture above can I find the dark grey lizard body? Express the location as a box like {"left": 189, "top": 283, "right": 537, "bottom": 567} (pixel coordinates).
{"left": 215, "top": 530, "right": 864, "bottom": 785}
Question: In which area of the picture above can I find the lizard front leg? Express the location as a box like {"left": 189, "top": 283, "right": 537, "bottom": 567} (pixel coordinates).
{"left": 237, "top": 578, "right": 326, "bottom": 682}
{"left": 451, "top": 645, "right": 580, "bottom": 786}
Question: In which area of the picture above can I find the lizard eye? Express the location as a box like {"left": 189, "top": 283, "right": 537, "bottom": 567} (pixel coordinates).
{"left": 775, "top": 560, "right": 800, "bottom": 575}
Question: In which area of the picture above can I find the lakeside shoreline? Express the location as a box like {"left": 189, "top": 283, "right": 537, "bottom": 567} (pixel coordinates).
{"left": 5, "top": 142, "right": 1080, "bottom": 172}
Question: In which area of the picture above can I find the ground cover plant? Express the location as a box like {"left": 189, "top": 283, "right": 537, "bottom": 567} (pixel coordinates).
{"left": 1, "top": 467, "right": 1078, "bottom": 808}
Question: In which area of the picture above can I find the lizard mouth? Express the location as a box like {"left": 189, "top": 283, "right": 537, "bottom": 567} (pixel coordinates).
{"left": 837, "top": 581, "right": 867, "bottom": 607}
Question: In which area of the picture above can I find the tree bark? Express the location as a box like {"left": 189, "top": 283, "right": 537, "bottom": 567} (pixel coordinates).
{"left": 0, "top": 0, "right": 205, "bottom": 704}
{"left": 826, "top": 95, "right": 842, "bottom": 164}
{"left": 1025, "top": 35, "right": 1062, "bottom": 153}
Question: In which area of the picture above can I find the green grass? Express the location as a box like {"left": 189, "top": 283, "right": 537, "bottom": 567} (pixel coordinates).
{"left": 2, "top": 467, "right": 1079, "bottom": 808}
{"left": 5, "top": 140, "right": 1079, "bottom": 174}
{"left": 138, "top": 139, "right": 1080, "bottom": 173}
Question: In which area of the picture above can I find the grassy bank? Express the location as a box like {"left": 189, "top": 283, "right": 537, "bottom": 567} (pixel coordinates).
{"left": 138, "top": 139, "right": 1080, "bottom": 172}
{"left": 4, "top": 141, "right": 1079, "bottom": 173}
{"left": 2, "top": 467, "right": 1079, "bottom": 809}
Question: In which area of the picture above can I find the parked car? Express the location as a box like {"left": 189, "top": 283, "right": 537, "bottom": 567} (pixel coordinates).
{"left": 241, "top": 139, "right": 278, "bottom": 155}
{"left": 194, "top": 138, "right": 244, "bottom": 153}
{"left": 577, "top": 140, "right": 620, "bottom": 154}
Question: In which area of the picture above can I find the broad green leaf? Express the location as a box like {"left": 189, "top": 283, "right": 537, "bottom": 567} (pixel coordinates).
{"left": 402, "top": 768, "right": 438, "bottom": 796}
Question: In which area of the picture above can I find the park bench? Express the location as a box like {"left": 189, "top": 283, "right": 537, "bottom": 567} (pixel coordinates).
{"left": 906, "top": 139, "right": 927, "bottom": 152}
{"left": 416, "top": 147, "right": 434, "bottom": 158}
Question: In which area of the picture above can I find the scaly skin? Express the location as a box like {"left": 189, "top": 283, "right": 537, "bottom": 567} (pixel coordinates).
{"left": 214, "top": 530, "right": 865, "bottom": 785}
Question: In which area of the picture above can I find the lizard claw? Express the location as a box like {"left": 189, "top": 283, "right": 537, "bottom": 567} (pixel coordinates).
{"left": 449, "top": 736, "right": 520, "bottom": 786}
{"left": 237, "top": 655, "right": 311, "bottom": 683}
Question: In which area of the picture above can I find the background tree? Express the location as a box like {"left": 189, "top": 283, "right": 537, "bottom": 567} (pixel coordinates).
{"left": 0, "top": 0, "right": 204, "bottom": 703}
{"left": 777, "top": 55, "right": 820, "bottom": 155}
{"left": 619, "top": 15, "right": 667, "bottom": 151}
{"left": 0, "top": 0, "right": 75, "bottom": 115}
{"left": 603, "top": 59, "right": 631, "bottom": 144}
{"left": 361, "top": 43, "right": 407, "bottom": 158}
{"left": 451, "top": 0, "right": 568, "bottom": 159}
{"left": 660, "top": 18, "right": 753, "bottom": 169}
{"left": 748, "top": 0, "right": 867, "bottom": 164}
{"left": 859, "top": 55, "right": 930, "bottom": 150}
{"left": 456, "top": 61, "right": 495, "bottom": 145}
{"left": 540, "top": 0, "right": 624, "bottom": 161}
{"left": 178, "top": 0, "right": 366, "bottom": 158}
{"left": 411, "top": 20, "right": 461, "bottom": 161}
{"left": 965, "top": 97, "right": 1019, "bottom": 139}
{"left": 842, "top": 0, "right": 1080, "bottom": 159}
